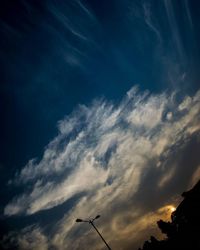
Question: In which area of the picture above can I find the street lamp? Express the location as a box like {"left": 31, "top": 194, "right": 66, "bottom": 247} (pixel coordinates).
{"left": 76, "top": 215, "right": 111, "bottom": 250}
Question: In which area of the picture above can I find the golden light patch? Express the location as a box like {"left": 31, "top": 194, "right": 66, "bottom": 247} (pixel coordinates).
{"left": 157, "top": 205, "right": 176, "bottom": 221}
{"left": 169, "top": 206, "right": 176, "bottom": 213}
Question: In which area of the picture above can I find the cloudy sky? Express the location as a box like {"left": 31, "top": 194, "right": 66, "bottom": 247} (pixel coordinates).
{"left": 0, "top": 0, "right": 200, "bottom": 249}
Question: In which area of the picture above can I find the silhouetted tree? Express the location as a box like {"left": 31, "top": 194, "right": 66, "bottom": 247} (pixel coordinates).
{"left": 138, "top": 180, "right": 200, "bottom": 250}
{"left": 157, "top": 220, "right": 176, "bottom": 238}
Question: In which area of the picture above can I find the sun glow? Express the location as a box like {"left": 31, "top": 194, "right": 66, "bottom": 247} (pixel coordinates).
{"left": 169, "top": 205, "right": 176, "bottom": 213}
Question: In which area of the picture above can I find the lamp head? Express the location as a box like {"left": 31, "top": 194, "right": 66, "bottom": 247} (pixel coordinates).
{"left": 76, "top": 218, "right": 83, "bottom": 222}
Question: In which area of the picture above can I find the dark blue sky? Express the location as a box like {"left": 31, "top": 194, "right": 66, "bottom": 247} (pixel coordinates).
{"left": 0, "top": 1, "right": 200, "bottom": 249}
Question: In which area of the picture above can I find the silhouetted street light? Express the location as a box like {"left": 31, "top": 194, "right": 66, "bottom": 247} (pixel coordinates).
{"left": 76, "top": 215, "right": 111, "bottom": 250}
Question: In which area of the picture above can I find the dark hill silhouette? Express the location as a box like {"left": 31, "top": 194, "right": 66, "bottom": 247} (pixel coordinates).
{"left": 138, "top": 180, "right": 200, "bottom": 250}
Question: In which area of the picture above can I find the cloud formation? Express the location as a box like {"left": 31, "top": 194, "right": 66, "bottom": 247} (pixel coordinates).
{"left": 142, "top": 2, "right": 162, "bottom": 42}
{"left": 3, "top": 87, "right": 200, "bottom": 249}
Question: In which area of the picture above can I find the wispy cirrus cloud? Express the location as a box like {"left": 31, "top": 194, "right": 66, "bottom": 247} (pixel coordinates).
{"left": 164, "top": 0, "right": 186, "bottom": 61}
{"left": 3, "top": 87, "right": 200, "bottom": 249}
{"left": 142, "top": 2, "right": 162, "bottom": 42}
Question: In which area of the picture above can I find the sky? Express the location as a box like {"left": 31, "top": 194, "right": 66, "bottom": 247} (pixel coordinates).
{"left": 0, "top": 0, "right": 200, "bottom": 249}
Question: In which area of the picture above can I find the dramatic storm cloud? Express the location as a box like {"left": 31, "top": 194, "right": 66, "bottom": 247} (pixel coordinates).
{"left": 3, "top": 87, "right": 200, "bottom": 249}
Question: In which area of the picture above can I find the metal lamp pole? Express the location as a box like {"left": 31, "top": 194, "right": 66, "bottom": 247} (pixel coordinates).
{"left": 76, "top": 215, "right": 111, "bottom": 250}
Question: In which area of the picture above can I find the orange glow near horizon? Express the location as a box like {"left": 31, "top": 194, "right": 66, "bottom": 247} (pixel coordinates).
{"left": 170, "top": 206, "right": 176, "bottom": 213}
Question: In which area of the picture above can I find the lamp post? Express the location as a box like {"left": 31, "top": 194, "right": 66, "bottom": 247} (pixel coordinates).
{"left": 76, "top": 215, "right": 111, "bottom": 250}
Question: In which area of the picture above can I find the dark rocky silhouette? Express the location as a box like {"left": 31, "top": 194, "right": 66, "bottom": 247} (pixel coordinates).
{"left": 138, "top": 180, "right": 200, "bottom": 250}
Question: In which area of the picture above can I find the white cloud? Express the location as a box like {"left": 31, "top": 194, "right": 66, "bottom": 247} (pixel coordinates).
{"left": 17, "top": 226, "right": 48, "bottom": 250}
{"left": 0, "top": 226, "right": 48, "bottom": 250}
{"left": 4, "top": 87, "right": 200, "bottom": 250}
{"left": 126, "top": 93, "right": 167, "bottom": 128}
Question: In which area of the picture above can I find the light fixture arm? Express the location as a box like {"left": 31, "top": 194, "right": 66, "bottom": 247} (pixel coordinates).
{"left": 89, "top": 220, "right": 111, "bottom": 250}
